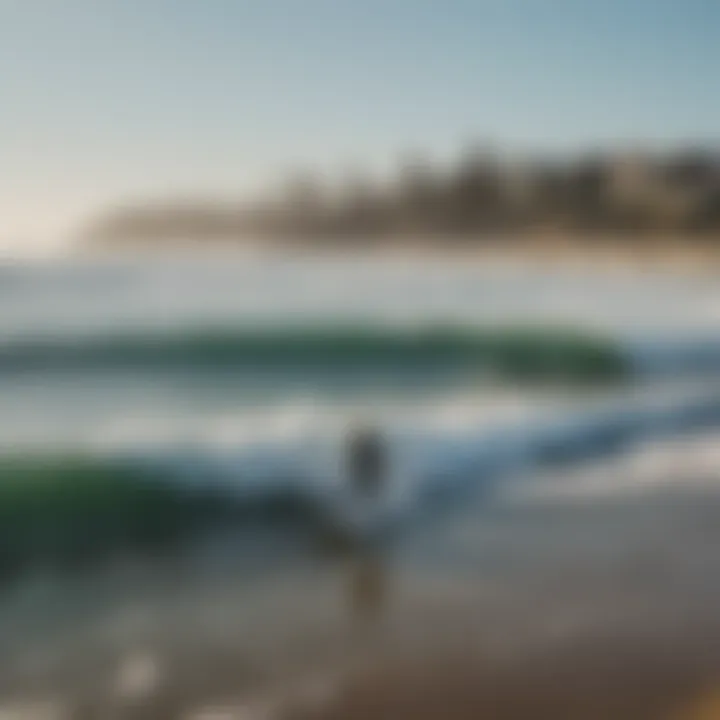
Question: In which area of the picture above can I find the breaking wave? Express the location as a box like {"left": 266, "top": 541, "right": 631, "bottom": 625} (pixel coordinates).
{"left": 3, "top": 384, "right": 720, "bottom": 582}
{"left": 0, "top": 324, "right": 628, "bottom": 380}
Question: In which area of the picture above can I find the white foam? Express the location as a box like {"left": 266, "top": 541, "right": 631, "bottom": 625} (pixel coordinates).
{"left": 114, "top": 651, "right": 161, "bottom": 701}
{"left": 5, "top": 381, "right": 720, "bottom": 525}
{"left": 513, "top": 433, "right": 720, "bottom": 503}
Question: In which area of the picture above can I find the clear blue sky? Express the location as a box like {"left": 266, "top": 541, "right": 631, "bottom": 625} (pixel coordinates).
{"left": 1, "top": 0, "right": 719, "bottom": 248}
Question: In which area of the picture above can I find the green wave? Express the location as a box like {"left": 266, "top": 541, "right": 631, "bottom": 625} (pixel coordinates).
{"left": 0, "top": 456, "right": 312, "bottom": 584}
{"left": 0, "top": 324, "right": 629, "bottom": 380}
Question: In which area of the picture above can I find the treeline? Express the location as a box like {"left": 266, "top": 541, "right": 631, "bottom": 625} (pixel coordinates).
{"left": 87, "top": 145, "right": 720, "bottom": 244}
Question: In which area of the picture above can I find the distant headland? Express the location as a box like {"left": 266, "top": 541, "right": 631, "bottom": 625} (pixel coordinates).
{"left": 83, "top": 144, "right": 720, "bottom": 251}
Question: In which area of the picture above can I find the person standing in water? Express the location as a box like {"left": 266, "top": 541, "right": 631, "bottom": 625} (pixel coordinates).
{"left": 346, "top": 424, "right": 388, "bottom": 501}
{"left": 344, "top": 423, "right": 390, "bottom": 629}
{"left": 319, "top": 422, "right": 392, "bottom": 551}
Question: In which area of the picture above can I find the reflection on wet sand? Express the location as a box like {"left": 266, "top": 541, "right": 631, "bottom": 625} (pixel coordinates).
{"left": 676, "top": 687, "right": 720, "bottom": 720}
{"left": 346, "top": 552, "right": 388, "bottom": 629}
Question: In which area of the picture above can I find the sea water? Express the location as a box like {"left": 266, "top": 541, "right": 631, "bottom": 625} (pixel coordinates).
{"left": 2, "top": 252, "right": 720, "bottom": 715}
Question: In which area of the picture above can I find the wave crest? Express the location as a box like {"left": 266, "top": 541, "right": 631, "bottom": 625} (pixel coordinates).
{"left": 0, "top": 324, "right": 627, "bottom": 380}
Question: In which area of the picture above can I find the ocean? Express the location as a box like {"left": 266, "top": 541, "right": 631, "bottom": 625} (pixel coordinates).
{"left": 2, "top": 252, "right": 720, "bottom": 718}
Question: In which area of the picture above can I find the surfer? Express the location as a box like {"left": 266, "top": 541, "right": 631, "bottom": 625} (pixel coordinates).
{"left": 346, "top": 423, "right": 388, "bottom": 500}
{"left": 344, "top": 424, "right": 391, "bottom": 627}
{"left": 316, "top": 422, "right": 391, "bottom": 553}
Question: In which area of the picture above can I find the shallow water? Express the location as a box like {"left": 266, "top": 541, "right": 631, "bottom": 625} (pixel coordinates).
{"left": 2, "top": 254, "right": 720, "bottom": 716}
{"left": 4, "top": 432, "right": 720, "bottom": 718}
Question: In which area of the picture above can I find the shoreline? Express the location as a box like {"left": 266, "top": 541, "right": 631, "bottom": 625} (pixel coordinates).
{"left": 5, "top": 437, "right": 720, "bottom": 717}
{"left": 73, "top": 235, "right": 720, "bottom": 273}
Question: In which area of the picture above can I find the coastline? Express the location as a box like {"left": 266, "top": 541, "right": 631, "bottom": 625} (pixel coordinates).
{"left": 76, "top": 235, "right": 720, "bottom": 273}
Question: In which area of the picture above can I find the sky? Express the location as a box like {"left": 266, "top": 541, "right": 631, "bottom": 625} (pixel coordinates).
{"left": 1, "top": 0, "right": 719, "bottom": 251}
